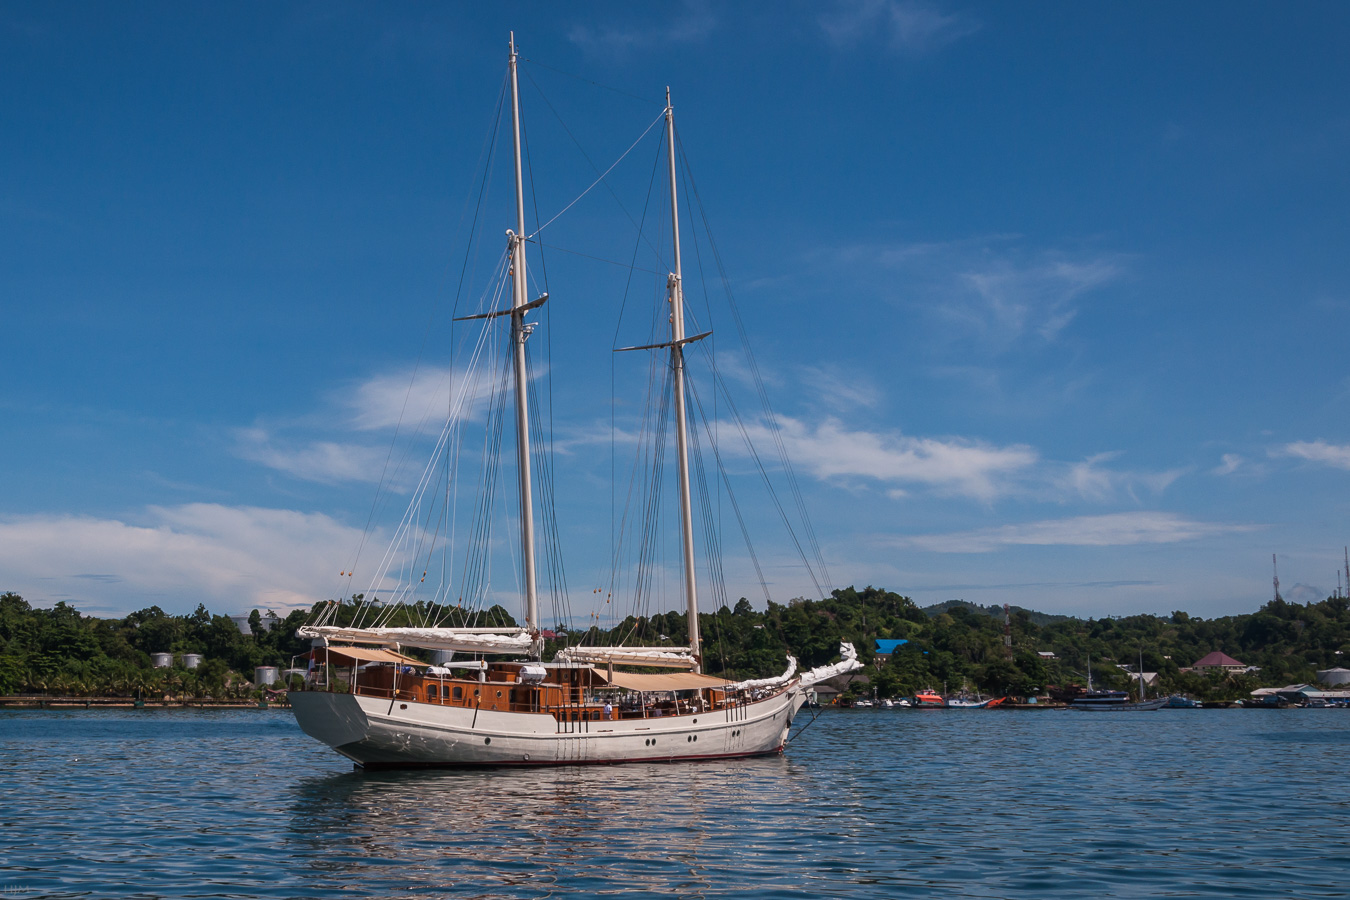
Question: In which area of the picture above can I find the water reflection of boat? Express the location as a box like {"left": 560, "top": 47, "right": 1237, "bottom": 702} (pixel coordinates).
{"left": 286, "top": 757, "right": 793, "bottom": 899}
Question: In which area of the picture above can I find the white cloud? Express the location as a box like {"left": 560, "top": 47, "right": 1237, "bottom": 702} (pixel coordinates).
{"left": 568, "top": 3, "right": 716, "bottom": 55}
{"left": 960, "top": 257, "right": 1119, "bottom": 342}
{"left": 821, "top": 238, "right": 1125, "bottom": 353}
{"left": 819, "top": 0, "right": 979, "bottom": 54}
{"left": 739, "top": 415, "right": 1038, "bottom": 501}
{"left": 0, "top": 504, "right": 372, "bottom": 614}
{"left": 1213, "top": 453, "right": 1243, "bottom": 476}
{"left": 234, "top": 427, "right": 390, "bottom": 484}
{"left": 727, "top": 415, "right": 1178, "bottom": 505}
{"left": 346, "top": 365, "right": 487, "bottom": 432}
{"left": 800, "top": 364, "right": 881, "bottom": 409}
{"left": 1277, "top": 440, "right": 1350, "bottom": 470}
{"left": 899, "top": 512, "right": 1252, "bottom": 554}
{"left": 1050, "top": 453, "right": 1185, "bottom": 503}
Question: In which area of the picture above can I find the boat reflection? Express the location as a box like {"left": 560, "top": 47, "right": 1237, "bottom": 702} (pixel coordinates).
{"left": 285, "top": 757, "right": 799, "bottom": 898}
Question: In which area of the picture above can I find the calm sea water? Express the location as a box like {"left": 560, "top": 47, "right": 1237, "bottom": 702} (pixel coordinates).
{"left": 2, "top": 707, "right": 1347, "bottom": 898}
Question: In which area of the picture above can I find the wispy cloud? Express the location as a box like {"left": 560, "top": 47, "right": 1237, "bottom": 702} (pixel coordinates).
{"left": 345, "top": 365, "right": 487, "bottom": 431}
{"left": 1213, "top": 453, "right": 1244, "bottom": 476}
{"left": 823, "top": 238, "right": 1126, "bottom": 354}
{"left": 899, "top": 511, "right": 1253, "bottom": 553}
{"left": 819, "top": 0, "right": 979, "bottom": 55}
{"left": 728, "top": 414, "right": 1180, "bottom": 505}
{"left": 739, "top": 415, "right": 1038, "bottom": 502}
{"left": 0, "top": 505, "right": 373, "bottom": 613}
{"left": 234, "top": 427, "right": 390, "bottom": 484}
{"left": 1276, "top": 440, "right": 1350, "bottom": 470}
{"left": 958, "top": 257, "right": 1120, "bottom": 343}
{"left": 800, "top": 364, "right": 882, "bottom": 409}
{"left": 1048, "top": 453, "right": 1186, "bottom": 503}
{"left": 568, "top": 2, "right": 716, "bottom": 56}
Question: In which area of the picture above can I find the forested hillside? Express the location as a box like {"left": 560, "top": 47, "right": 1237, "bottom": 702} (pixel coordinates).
{"left": 3, "top": 586, "right": 1348, "bottom": 701}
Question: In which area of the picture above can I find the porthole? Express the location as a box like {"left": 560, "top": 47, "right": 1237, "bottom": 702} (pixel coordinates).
{"left": 687, "top": 736, "right": 692, "bottom": 742}
{"left": 484, "top": 737, "right": 492, "bottom": 745}
{"left": 692, "top": 719, "right": 698, "bottom": 724}
{"left": 400, "top": 703, "right": 407, "bottom": 710}
{"left": 496, "top": 690, "right": 502, "bottom": 698}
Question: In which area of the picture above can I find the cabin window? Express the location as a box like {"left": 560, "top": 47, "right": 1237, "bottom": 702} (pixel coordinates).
{"left": 441, "top": 685, "right": 451, "bottom": 699}
{"left": 496, "top": 690, "right": 502, "bottom": 698}
{"left": 591, "top": 710, "right": 600, "bottom": 721}
{"left": 453, "top": 686, "right": 463, "bottom": 700}
{"left": 570, "top": 711, "right": 578, "bottom": 721}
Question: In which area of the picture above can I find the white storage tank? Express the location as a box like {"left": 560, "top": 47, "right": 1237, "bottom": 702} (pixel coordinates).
{"left": 182, "top": 653, "right": 203, "bottom": 669}
{"left": 151, "top": 652, "right": 173, "bottom": 668}
{"left": 254, "top": 666, "right": 280, "bottom": 686}
{"left": 1316, "top": 667, "right": 1350, "bottom": 686}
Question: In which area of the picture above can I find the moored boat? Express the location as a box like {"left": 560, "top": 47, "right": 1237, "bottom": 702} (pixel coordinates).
{"left": 289, "top": 34, "right": 860, "bottom": 767}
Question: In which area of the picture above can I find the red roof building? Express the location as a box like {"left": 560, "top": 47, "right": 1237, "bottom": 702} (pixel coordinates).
{"left": 1190, "top": 651, "right": 1247, "bottom": 673}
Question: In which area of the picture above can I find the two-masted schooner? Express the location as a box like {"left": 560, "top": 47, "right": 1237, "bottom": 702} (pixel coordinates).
{"left": 288, "top": 35, "right": 859, "bottom": 767}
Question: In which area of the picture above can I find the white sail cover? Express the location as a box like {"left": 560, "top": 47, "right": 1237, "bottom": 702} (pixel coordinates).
{"left": 797, "top": 642, "right": 862, "bottom": 688}
{"left": 724, "top": 655, "right": 798, "bottom": 692}
{"left": 297, "top": 625, "right": 533, "bottom": 655}
{"left": 552, "top": 645, "right": 698, "bottom": 669}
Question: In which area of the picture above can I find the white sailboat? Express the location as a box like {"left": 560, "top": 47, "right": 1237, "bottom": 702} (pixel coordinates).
{"left": 288, "top": 35, "right": 859, "bottom": 767}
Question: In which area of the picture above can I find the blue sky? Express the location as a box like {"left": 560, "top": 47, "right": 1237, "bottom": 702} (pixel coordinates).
{"left": 3, "top": 1, "right": 1350, "bottom": 621}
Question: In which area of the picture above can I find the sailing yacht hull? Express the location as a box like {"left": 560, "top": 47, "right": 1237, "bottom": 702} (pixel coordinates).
{"left": 290, "top": 686, "right": 806, "bottom": 767}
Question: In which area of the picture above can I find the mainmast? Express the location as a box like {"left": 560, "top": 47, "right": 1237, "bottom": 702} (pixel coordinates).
{"left": 508, "top": 34, "right": 540, "bottom": 656}
{"left": 665, "top": 88, "right": 702, "bottom": 672}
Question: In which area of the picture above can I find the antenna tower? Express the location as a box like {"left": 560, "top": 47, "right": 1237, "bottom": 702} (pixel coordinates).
{"left": 1003, "top": 603, "right": 1012, "bottom": 658}
{"left": 1272, "top": 553, "right": 1281, "bottom": 603}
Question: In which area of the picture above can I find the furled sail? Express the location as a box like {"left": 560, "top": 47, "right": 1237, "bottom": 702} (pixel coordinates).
{"left": 552, "top": 645, "right": 698, "bottom": 669}
{"left": 797, "top": 642, "right": 862, "bottom": 688}
{"left": 297, "top": 625, "right": 532, "bottom": 655}
{"left": 725, "top": 655, "right": 798, "bottom": 692}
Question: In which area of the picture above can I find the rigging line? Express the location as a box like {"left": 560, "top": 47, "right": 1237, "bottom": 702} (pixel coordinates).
{"left": 686, "top": 374, "right": 771, "bottom": 605}
{"left": 525, "top": 108, "right": 666, "bottom": 240}
{"left": 612, "top": 134, "right": 665, "bottom": 347}
{"left": 606, "top": 331, "right": 666, "bottom": 612}
{"left": 519, "top": 56, "right": 663, "bottom": 106}
{"left": 706, "top": 362, "right": 824, "bottom": 601}
{"left": 339, "top": 70, "right": 509, "bottom": 610}
{"left": 362, "top": 269, "right": 508, "bottom": 622}
{"left": 678, "top": 134, "right": 833, "bottom": 594}
{"left": 521, "top": 67, "right": 670, "bottom": 270}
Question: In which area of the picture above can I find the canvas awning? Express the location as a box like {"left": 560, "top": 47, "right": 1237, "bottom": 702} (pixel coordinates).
{"left": 306, "top": 646, "right": 422, "bottom": 666}
{"left": 595, "top": 671, "right": 732, "bottom": 692}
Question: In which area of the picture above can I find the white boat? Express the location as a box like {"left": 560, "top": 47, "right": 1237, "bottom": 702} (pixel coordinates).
{"left": 289, "top": 34, "right": 859, "bottom": 768}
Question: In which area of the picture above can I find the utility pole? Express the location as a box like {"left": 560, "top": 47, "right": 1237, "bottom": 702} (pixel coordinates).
{"left": 1273, "top": 553, "right": 1281, "bottom": 603}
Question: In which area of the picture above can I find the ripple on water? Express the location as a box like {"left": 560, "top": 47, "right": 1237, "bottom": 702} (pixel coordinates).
{"left": 2, "top": 707, "right": 1349, "bottom": 898}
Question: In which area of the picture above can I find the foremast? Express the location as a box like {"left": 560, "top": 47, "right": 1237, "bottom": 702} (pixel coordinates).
{"left": 508, "top": 33, "right": 541, "bottom": 658}
{"left": 665, "top": 88, "right": 702, "bottom": 673}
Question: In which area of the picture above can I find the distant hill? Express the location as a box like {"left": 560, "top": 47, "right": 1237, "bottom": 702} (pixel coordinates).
{"left": 921, "top": 599, "right": 1075, "bottom": 628}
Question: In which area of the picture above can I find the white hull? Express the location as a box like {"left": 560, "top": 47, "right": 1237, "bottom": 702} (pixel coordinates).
{"left": 290, "top": 686, "right": 806, "bottom": 767}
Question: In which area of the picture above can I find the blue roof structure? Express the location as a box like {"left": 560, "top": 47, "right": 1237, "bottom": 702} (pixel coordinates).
{"left": 875, "top": 639, "right": 908, "bottom": 654}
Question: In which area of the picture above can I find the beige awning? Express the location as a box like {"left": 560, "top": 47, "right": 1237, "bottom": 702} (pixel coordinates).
{"left": 596, "top": 671, "right": 733, "bottom": 692}
{"left": 307, "top": 646, "right": 422, "bottom": 666}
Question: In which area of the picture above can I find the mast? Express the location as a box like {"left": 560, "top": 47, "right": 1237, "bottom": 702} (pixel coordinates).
{"left": 508, "top": 34, "right": 540, "bottom": 656}
{"left": 665, "top": 87, "right": 701, "bottom": 672}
